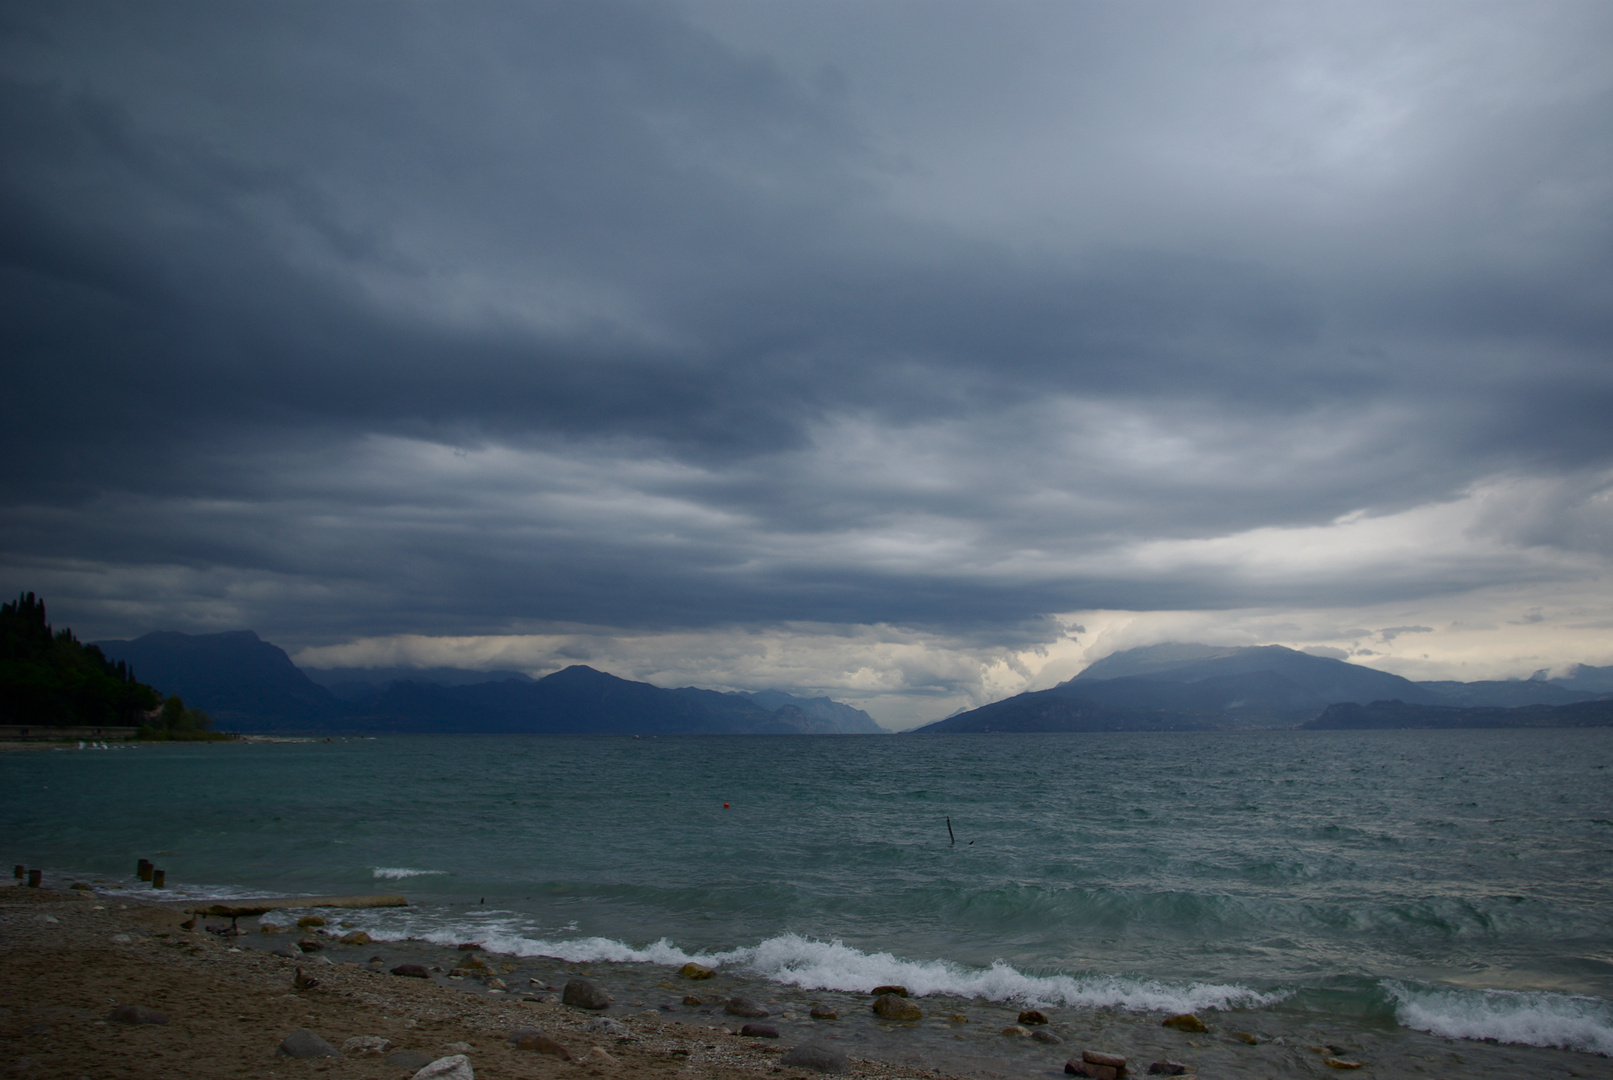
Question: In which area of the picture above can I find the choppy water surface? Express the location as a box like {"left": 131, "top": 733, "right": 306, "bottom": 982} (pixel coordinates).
{"left": 5, "top": 730, "right": 1611, "bottom": 1073}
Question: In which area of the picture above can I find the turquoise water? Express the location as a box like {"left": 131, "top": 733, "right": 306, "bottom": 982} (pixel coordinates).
{"left": 4, "top": 730, "right": 1612, "bottom": 1064}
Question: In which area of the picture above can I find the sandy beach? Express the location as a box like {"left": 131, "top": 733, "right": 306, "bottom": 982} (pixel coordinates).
{"left": 0, "top": 883, "right": 979, "bottom": 1080}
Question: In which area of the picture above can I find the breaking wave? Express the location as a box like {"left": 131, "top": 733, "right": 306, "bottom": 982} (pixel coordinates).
{"left": 1386, "top": 981, "right": 1613, "bottom": 1056}
{"left": 361, "top": 924, "right": 1279, "bottom": 1015}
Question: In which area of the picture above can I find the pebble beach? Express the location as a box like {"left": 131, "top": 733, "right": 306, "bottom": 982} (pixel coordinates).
{"left": 9, "top": 867, "right": 1613, "bottom": 1080}
{"left": 2, "top": 881, "right": 978, "bottom": 1080}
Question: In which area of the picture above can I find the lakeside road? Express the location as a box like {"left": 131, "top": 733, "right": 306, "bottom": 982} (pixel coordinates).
{"left": 0, "top": 885, "right": 961, "bottom": 1080}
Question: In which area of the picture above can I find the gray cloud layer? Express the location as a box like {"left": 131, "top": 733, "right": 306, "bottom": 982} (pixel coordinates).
{"left": 3, "top": 2, "right": 1611, "bottom": 687}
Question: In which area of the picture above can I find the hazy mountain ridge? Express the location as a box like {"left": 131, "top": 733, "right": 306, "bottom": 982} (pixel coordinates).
{"left": 96, "top": 631, "right": 884, "bottom": 734}
{"left": 97, "top": 631, "right": 344, "bottom": 729}
{"left": 914, "top": 642, "right": 1611, "bottom": 732}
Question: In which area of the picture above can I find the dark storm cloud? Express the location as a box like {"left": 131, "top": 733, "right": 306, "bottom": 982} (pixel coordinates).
{"left": 2, "top": 0, "right": 1612, "bottom": 654}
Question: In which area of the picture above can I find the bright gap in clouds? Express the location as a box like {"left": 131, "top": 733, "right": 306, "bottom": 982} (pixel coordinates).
{"left": 291, "top": 573, "right": 1613, "bottom": 732}
{"left": 293, "top": 554, "right": 1613, "bottom": 734}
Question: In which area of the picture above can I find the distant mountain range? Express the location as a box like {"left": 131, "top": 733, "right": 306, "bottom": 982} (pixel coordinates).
{"left": 94, "top": 631, "right": 1613, "bottom": 735}
{"left": 912, "top": 643, "right": 1613, "bottom": 732}
{"left": 96, "top": 631, "right": 885, "bottom": 734}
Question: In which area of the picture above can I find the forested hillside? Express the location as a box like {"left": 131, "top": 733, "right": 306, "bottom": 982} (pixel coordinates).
{"left": 0, "top": 592, "right": 158, "bottom": 726}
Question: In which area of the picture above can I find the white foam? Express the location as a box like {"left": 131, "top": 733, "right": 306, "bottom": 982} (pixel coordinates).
{"left": 354, "top": 920, "right": 1276, "bottom": 1014}
{"left": 371, "top": 867, "right": 448, "bottom": 880}
{"left": 1386, "top": 981, "right": 1613, "bottom": 1056}
{"left": 715, "top": 933, "right": 1280, "bottom": 1013}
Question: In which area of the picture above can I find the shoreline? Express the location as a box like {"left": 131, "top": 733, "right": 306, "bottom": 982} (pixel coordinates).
{"left": 2, "top": 882, "right": 976, "bottom": 1080}
{"left": 8, "top": 878, "right": 1609, "bottom": 1080}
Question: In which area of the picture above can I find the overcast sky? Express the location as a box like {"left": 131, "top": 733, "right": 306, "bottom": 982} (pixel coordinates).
{"left": 4, "top": 1, "right": 1611, "bottom": 726}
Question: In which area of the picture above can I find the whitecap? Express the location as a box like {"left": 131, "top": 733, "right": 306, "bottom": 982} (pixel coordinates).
{"left": 714, "top": 933, "right": 1280, "bottom": 1013}
{"left": 371, "top": 867, "right": 448, "bottom": 880}
{"left": 1385, "top": 980, "right": 1613, "bottom": 1056}
{"left": 349, "top": 922, "right": 1277, "bottom": 1015}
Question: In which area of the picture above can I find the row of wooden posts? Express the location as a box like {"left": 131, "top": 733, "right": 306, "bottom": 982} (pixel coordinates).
{"left": 11, "top": 861, "right": 167, "bottom": 889}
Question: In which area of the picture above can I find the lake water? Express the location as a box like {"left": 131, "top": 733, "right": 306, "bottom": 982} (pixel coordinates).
{"left": 4, "top": 730, "right": 1611, "bottom": 1076}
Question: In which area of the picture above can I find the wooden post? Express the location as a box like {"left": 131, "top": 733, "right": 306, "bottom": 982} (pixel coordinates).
{"left": 27, "top": 869, "right": 41, "bottom": 888}
{"left": 137, "top": 859, "right": 153, "bottom": 881}
{"left": 151, "top": 869, "right": 166, "bottom": 889}
{"left": 11, "top": 865, "right": 21, "bottom": 880}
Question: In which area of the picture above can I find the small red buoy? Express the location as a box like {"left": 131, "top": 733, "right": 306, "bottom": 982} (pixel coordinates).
{"left": 723, "top": 803, "right": 730, "bottom": 809}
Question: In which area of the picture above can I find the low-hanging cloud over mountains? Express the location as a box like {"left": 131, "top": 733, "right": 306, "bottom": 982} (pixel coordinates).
{"left": 3, "top": 1, "right": 1612, "bottom": 726}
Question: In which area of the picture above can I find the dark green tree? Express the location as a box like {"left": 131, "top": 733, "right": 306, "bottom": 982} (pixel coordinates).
{"left": 0, "top": 592, "right": 160, "bottom": 727}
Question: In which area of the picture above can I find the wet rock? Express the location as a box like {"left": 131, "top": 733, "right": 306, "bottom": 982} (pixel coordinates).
{"left": 457, "top": 955, "right": 487, "bottom": 970}
{"left": 683, "top": 995, "right": 704, "bottom": 1006}
{"left": 510, "top": 1030, "right": 572, "bottom": 1060}
{"left": 386, "top": 1049, "right": 435, "bottom": 1071}
{"left": 870, "top": 984, "right": 908, "bottom": 997}
{"left": 339, "top": 930, "right": 372, "bottom": 945}
{"left": 1066, "top": 1050, "right": 1127, "bottom": 1080}
{"left": 725, "top": 997, "right": 769, "bottom": 1018}
{"left": 272, "top": 948, "right": 298, "bottom": 959}
{"left": 680, "top": 961, "right": 716, "bottom": 979}
{"left": 584, "top": 1017, "right": 629, "bottom": 1037}
{"left": 739, "top": 1023, "right": 780, "bottom": 1038}
{"left": 871, "top": 994, "right": 922, "bottom": 1021}
{"left": 441, "top": 1042, "right": 473, "bottom": 1054}
{"left": 1033, "top": 1029, "right": 1064, "bottom": 1045}
{"left": 946, "top": 1013, "right": 968, "bottom": 1024}
{"left": 1147, "top": 1063, "right": 1186, "bottom": 1076}
{"left": 485, "top": 977, "right": 507, "bottom": 991}
{"left": 296, "top": 937, "right": 323, "bottom": 953}
{"left": 781, "top": 1044, "right": 850, "bottom": 1073}
{"left": 109, "top": 933, "right": 132, "bottom": 944}
{"left": 1018, "top": 1009, "right": 1049, "bottom": 1025}
{"left": 107, "top": 1005, "right": 168, "bottom": 1025}
{"left": 296, "top": 916, "right": 326, "bottom": 928}
{"left": 1231, "top": 1031, "right": 1259, "bottom": 1045}
{"left": 341, "top": 1036, "right": 392, "bottom": 1055}
{"left": 809, "top": 1004, "right": 838, "bottom": 1020}
{"left": 278, "top": 1029, "right": 341, "bottom": 1059}
{"left": 391, "top": 963, "right": 431, "bottom": 978}
{"left": 412, "top": 1054, "right": 473, "bottom": 1080}
{"left": 1161, "top": 1013, "right": 1206, "bottom": 1033}
{"left": 1001, "top": 1025, "right": 1030, "bottom": 1038}
{"left": 564, "top": 978, "right": 612, "bottom": 1010}
{"left": 586, "top": 1047, "right": 617, "bottom": 1064}
{"left": 1323, "top": 1058, "right": 1364, "bottom": 1070}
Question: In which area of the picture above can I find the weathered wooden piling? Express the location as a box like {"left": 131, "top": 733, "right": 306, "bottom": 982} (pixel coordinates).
{"left": 137, "top": 858, "right": 154, "bottom": 881}
{"left": 27, "top": 869, "right": 41, "bottom": 887}
{"left": 151, "top": 869, "right": 166, "bottom": 888}
{"left": 11, "top": 865, "right": 21, "bottom": 880}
